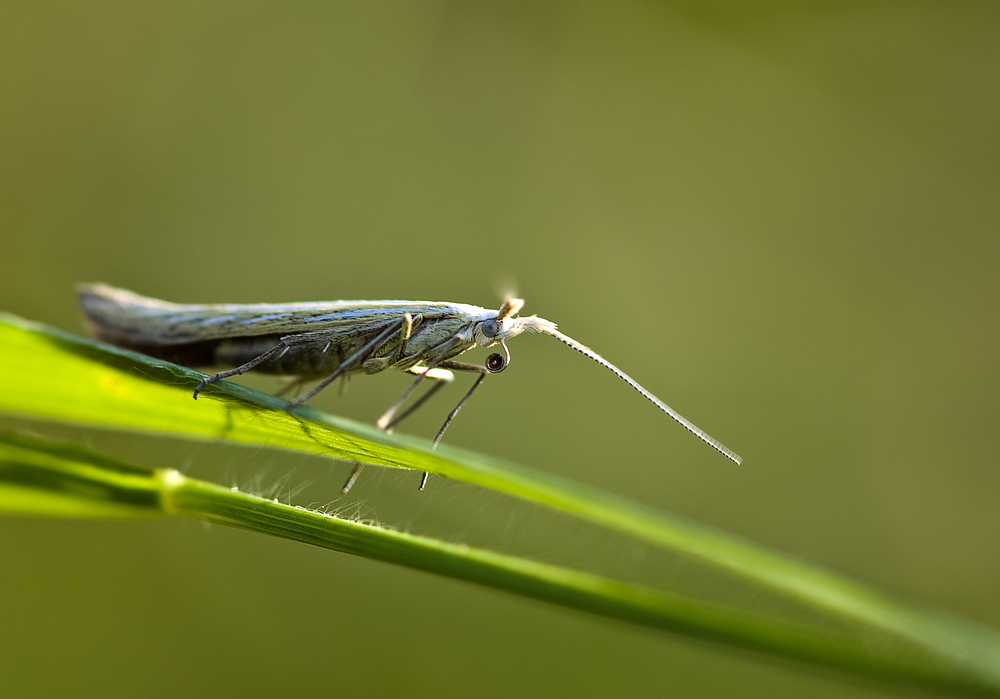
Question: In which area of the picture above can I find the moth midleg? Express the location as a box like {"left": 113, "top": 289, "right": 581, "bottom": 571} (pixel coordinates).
{"left": 285, "top": 317, "right": 407, "bottom": 409}
{"left": 193, "top": 341, "right": 290, "bottom": 399}
{"left": 281, "top": 314, "right": 408, "bottom": 493}
{"left": 383, "top": 374, "right": 452, "bottom": 432}
{"left": 375, "top": 335, "right": 463, "bottom": 430}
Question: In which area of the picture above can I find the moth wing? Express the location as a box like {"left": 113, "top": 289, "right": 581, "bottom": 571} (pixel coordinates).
{"left": 76, "top": 283, "right": 451, "bottom": 345}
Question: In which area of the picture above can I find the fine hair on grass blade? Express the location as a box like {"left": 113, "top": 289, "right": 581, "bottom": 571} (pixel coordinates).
{"left": 2, "top": 430, "right": 1000, "bottom": 696}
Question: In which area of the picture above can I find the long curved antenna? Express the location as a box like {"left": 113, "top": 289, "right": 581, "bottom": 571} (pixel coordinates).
{"left": 521, "top": 317, "right": 742, "bottom": 465}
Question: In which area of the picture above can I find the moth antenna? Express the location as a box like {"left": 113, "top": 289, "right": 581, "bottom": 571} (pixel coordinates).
{"left": 520, "top": 317, "right": 742, "bottom": 465}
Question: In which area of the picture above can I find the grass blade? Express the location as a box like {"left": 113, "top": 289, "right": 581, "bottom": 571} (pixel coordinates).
{"left": 2, "top": 314, "right": 1000, "bottom": 694}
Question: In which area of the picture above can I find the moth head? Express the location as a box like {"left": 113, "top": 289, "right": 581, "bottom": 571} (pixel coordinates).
{"left": 474, "top": 298, "right": 561, "bottom": 347}
{"left": 474, "top": 298, "right": 523, "bottom": 346}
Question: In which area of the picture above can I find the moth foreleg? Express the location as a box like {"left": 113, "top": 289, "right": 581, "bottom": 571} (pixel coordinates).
{"left": 420, "top": 371, "right": 489, "bottom": 490}
{"left": 394, "top": 313, "right": 419, "bottom": 362}
{"left": 417, "top": 354, "right": 508, "bottom": 488}
{"left": 412, "top": 360, "right": 493, "bottom": 490}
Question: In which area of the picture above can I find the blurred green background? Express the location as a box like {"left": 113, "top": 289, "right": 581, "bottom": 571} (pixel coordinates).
{"left": 2, "top": 2, "right": 999, "bottom": 697}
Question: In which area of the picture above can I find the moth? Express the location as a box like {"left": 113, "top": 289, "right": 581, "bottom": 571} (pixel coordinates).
{"left": 77, "top": 283, "right": 741, "bottom": 490}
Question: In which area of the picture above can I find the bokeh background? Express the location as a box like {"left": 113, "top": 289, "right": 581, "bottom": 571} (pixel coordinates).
{"left": 2, "top": 2, "right": 999, "bottom": 697}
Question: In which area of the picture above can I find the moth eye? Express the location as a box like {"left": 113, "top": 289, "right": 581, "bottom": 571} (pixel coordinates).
{"left": 481, "top": 319, "right": 500, "bottom": 337}
{"left": 485, "top": 352, "right": 507, "bottom": 373}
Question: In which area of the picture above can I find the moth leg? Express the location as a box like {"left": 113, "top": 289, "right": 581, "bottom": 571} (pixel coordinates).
{"left": 400, "top": 358, "right": 499, "bottom": 491}
{"left": 285, "top": 317, "right": 406, "bottom": 409}
{"left": 193, "top": 341, "right": 289, "bottom": 399}
{"left": 341, "top": 463, "right": 364, "bottom": 493}
{"left": 383, "top": 369, "right": 454, "bottom": 432}
{"left": 376, "top": 336, "right": 463, "bottom": 430}
{"left": 338, "top": 367, "right": 452, "bottom": 493}
{"left": 336, "top": 368, "right": 445, "bottom": 493}
{"left": 430, "top": 366, "right": 489, "bottom": 446}
{"left": 410, "top": 373, "right": 489, "bottom": 490}
{"left": 330, "top": 315, "right": 415, "bottom": 494}
{"left": 394, "top": 313, "right": 418, "bottom": 362}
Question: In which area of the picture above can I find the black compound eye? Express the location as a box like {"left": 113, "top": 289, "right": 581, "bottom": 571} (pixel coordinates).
{"left": 485, "top": 352, "right": 507, "bottom": 373}
{"left": 481, "top": 319, "right": 500, "bottom": 337}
